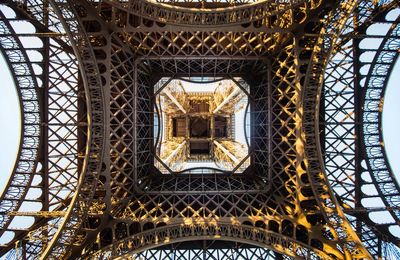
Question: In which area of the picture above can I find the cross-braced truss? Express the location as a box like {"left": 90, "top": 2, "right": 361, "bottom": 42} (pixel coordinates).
{"left": 0, "top": 0, "right": 400, "bottom": 259}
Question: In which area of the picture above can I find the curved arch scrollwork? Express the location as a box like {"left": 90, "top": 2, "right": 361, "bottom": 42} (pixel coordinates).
{"left": 0, "top": 2, "right": 89, "bottom": 256}
{"left": 100, "top": 0, "right": 320, "bottom": 28}
{"left": 362, "top": 15, "right": 400, "bottom": 231}
{"left": 90, "top": 223, "right": 331, "bottom": 259}
{"left": 0, "top": 8, "right": 41, "bottom": 234}
{"left": 320, "top": 1, "right": 400, "bottom": 254}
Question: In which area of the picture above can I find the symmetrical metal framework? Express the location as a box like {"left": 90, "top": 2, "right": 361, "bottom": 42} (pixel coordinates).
{"left": 0, "top": 0, "right": 399, "bottom": 259}
{"left": 154, "top": 78, "right": 250, "bottom": 173}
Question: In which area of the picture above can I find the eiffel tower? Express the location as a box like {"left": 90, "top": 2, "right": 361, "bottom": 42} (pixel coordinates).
{"left": 0, "top": 0, "right": 400, "bottom": 259}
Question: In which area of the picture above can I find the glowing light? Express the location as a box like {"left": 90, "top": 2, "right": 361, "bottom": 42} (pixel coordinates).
{"left": 154, "top": 78, "right": 250, "bottom": 174}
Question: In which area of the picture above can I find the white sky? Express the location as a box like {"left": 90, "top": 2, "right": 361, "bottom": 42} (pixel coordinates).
{"left": 382, "top": 58, "right": 400, "bottom": 181}
{"left": 0, "top": 52, "right": 21, "bottom": 196}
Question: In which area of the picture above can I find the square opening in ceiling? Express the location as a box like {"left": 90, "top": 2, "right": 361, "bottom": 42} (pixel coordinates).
{"left": 153, "top": 77, "right": 251, "bottom": 174}
{"left": 190, "top": 117, "right": 210, "bottom": 138}
{"left": 189, "top": 100, "right": 209, "bottom": 113}
{"left": 190, "top": 141, "right": 211, "bottom": 156}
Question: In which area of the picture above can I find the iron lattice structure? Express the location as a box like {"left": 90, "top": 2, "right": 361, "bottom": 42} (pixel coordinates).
{"left": 153, "top": 78, "right": 250, "bottom": 174}
{"left": 0, "top": 0, "right": 400, "bottom": 259}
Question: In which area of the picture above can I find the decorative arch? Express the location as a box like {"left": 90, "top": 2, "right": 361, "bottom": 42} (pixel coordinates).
{"left": 90, "top": 223, "right": 332, "bottom": 259}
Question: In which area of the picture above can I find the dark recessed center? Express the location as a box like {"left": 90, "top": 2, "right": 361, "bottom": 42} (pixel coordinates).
{"left": 214, "top": 116, "right": 228, "bottom": 138}
{"left": 190, "top": 141, "right": 210, "bottom": 155}
{"left": 190, "top": 117, "right": 210, "bottom": 138}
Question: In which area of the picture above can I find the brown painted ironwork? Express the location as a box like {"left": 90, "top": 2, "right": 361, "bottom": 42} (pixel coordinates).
{"left": 0, "top": 0, "right": 399, "bottom": 259}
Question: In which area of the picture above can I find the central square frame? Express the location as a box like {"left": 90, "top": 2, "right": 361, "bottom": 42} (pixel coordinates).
{"left": 153, "top": 76, "right": 251, "bottom": 174}
{"left": 133, "top": 58, "right": 271, "bottom": 193}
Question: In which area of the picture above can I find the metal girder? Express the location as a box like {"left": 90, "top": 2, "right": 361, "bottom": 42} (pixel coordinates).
{"left": 0, "top": 8, "right": 41, "bottom": 237}
{"left": 213, "top": 87, "right": 241, "bottom": 114}
{"left": 89, "top": 222, "right": 331, "bottom": 259}
{"left": 5, "top": 211, "right": 65, "bottom": 218}
{"left": 163, "top": 88, "right": 187, "bottom": 114}
{"left": 213, "top": 140, "right": 240, "bottom": 164}
{"left": 0, "top": 0, "right": 400, "bottom": 259}
{"left": 102, "top": 0, "right": 313, "bottom": 28}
